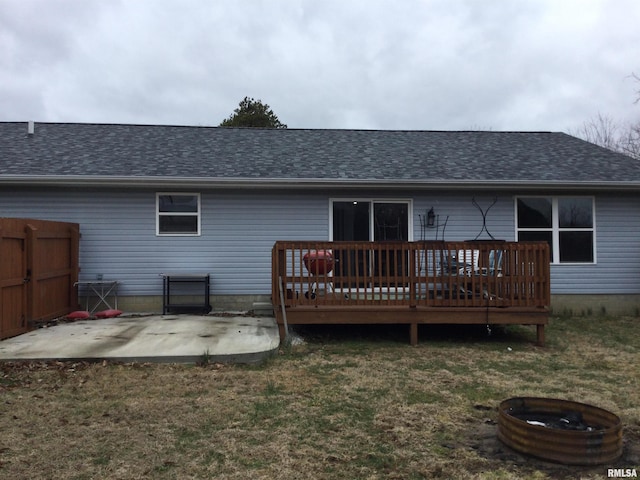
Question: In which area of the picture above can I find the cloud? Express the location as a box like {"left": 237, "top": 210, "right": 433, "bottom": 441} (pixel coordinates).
{"left": 0, "top": 0, "right": 638, "bottom": 132}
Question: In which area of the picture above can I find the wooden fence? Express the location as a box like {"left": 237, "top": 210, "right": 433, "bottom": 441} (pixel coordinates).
{"left": 0, "top": 218, "right": 80, "bottom": 339}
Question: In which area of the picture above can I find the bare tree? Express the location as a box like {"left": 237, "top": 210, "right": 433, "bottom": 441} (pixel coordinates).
{"left": 619, "top": 121, "right": 640, "bottom": 159}
{"left": 574, "top": 115, "right": 640, "bottom": 160}
{"left": 572, "top": 113, "right": 621, "bottom": 152}
{"left": 572, "top": 114, "right": 640, "bottom": 160}
{"left": 632, "top": 72, "right": 640, "bottom": 104}
{"left": 572, "top": 73, "right": 640, "bottom": 160}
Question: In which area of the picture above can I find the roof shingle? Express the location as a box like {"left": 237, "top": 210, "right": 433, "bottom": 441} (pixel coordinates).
{"left": 1, "top": 122, "right": 638, "bottom": 187}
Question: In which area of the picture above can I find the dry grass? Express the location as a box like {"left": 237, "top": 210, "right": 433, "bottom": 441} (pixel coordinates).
{"left": 1, "top": 316, "right": 639, "bottom": 479}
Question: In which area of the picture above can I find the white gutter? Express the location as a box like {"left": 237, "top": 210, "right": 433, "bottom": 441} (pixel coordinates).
{"left": 1, "top": 175, "right": 640, "bottom": 191}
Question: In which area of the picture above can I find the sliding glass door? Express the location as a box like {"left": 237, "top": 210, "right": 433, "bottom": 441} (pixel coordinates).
{"left": 331, "top": 200, "right": 410, "bottom": 288}
{"left": 332, "top": 201, "right": 409, "bottom": 242}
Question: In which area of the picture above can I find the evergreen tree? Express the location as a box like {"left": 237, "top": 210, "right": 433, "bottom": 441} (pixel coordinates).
{"left": 219, "top": 97, "right": 287, "bottom": 128}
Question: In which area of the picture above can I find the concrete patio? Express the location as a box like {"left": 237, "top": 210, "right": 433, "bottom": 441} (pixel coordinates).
{"left": 0, "top": 313, "right": 280, "bottom": 364}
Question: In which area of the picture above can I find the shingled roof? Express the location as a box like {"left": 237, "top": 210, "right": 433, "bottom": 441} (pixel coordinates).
{"left": 1, "top": 121, "right": 638, "bottom": 190}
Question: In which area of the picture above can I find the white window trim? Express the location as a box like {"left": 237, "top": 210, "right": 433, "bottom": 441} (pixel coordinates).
{"left": 156, "top": 192, "right": 201, "bottom": 236}
{"left": 515, "top": 196, "right": 596, "bottom": 265}
{"left": 329, "top": 198, "right": 414, "bottom": 241}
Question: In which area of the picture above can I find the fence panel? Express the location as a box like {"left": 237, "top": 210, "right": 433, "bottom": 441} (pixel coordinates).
{"left": 0, "top": 218, "right": 80, "bottom": 339}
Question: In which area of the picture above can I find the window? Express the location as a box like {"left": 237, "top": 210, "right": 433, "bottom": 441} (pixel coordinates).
{"left": 516, "top": 197, "right": 594, "bottom": 263}
{"left": 157, "top": 193, "right": 201, "bottom": 235}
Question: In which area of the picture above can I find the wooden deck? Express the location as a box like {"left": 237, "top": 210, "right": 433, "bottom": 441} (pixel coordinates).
{"left": 272, "top": 240, "right": 550, "bottom": 345}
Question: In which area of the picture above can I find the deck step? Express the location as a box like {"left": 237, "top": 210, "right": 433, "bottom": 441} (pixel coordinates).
{"left": 252, "top": 302, "right": 275, "bottom": 315}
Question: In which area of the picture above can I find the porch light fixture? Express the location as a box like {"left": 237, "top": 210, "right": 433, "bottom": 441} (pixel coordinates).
{"left": 427, "top": 207, "right": 436, "bottom": 228}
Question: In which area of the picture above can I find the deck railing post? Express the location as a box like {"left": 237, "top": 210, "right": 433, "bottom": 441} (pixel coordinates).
{"left": 271, "top": 244, "right": 279, "bottom": 309}
{"left": 409, "top": 246, "right": 416, "bottom": 307}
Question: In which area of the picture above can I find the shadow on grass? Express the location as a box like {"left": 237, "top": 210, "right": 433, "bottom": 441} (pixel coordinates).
{"left": 291, "top": 323, "right": 538, "bottom": 347}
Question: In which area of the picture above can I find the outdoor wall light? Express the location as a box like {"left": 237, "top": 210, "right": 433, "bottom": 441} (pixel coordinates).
{"left": 427, "top": 207, "right": 436, "bottom": 228}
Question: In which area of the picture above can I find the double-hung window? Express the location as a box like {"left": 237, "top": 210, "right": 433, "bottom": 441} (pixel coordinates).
{"left": 516, "top": 197, "right": 595, "bottom": 264}
{"left": 156, "top": 193, "right": 201, "bottom": 236}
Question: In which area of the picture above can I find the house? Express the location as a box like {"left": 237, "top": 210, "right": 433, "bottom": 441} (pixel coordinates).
{"left": 1, "top": 121, "right": 640, "bottom": 319}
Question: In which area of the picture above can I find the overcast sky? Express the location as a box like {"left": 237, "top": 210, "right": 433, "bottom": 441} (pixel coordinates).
{"left": 1, "top": 0, "right": 638, "bottom": 132}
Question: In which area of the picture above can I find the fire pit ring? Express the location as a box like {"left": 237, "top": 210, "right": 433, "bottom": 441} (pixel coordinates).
{"left": 498, "top": 397, "right": 623, "bottom": 465}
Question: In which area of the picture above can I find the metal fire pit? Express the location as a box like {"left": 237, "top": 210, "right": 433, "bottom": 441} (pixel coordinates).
{"left": 498, "top": 397, "right": 623, "bottom": 465}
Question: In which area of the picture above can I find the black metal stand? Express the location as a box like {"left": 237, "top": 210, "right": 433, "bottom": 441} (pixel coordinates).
{"left": 161, "top": 274, "right": 212, "bottom": 314}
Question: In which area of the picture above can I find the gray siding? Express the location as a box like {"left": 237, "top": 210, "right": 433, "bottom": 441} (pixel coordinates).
{"left": 552, "top": 193, "right": 640, "bottom": 294}
{"left": 412, "top": 194, "right": 516, "bottom": 242}
{"left": 414, "top": 193, "right": 640, "bottom": 294}
{"left": 2, "top": 188, "right": 640, "bottom": 296}
{"left": 1, "top": 188, "right": 328, "bottom": 296}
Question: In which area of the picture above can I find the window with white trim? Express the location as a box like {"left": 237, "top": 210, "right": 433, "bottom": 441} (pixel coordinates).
{"left": 156, "top": 193, "right": 201, "bottom": 236}
{"left": 516, "top": 196, "right": 595, "bottom": 264}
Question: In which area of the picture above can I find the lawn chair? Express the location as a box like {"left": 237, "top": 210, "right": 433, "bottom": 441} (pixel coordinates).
{"left": 439, "top": 249, "right": 504, "bottom": 299}
{"left": 476, "top": 249, "right": 503, "bottom": 277}
{"left": 473, "top": 249, "right": 504, "bottom": 300}
{"left": 437, "top": 249, "right": 479, "bottom": 299}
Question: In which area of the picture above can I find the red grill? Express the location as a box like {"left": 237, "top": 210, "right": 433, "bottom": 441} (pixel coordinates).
{"left": 303, "top": 250, "right": 334, "bottom": 275}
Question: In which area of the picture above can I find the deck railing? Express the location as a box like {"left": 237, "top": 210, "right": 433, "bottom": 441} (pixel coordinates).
{"left": 272, "top": 240, "right": 550, "bottom": 310}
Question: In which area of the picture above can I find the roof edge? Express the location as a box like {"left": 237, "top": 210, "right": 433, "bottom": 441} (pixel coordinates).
{"left": 1, "top": 175, "right": 640, "bottom": 191}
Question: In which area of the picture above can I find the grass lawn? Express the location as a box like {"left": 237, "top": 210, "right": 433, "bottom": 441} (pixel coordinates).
{"left": 1, "top": 315, "right": 639, "bottom": 479}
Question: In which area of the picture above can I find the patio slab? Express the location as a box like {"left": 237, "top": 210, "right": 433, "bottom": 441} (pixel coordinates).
{"left": 0, "top": 314, "right": 280, "bottom": 364}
